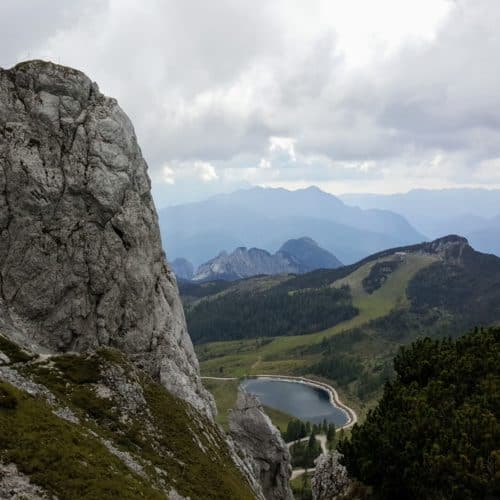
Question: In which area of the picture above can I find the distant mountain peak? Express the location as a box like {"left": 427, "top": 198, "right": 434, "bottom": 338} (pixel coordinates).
{"left": 192, "top": 237, "right": 342, "bottom": 282}
{"left": 282, "top": 236, "right": 318, "bottom": 246}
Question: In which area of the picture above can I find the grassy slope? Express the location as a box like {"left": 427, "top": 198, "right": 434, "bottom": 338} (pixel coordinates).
{"left": 0, "top": 343, "right": 255, "bottom": 500}
{"left": 198, "top": 254, "right": 436, "bottom": 379}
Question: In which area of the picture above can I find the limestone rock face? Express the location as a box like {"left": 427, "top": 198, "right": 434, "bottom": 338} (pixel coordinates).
{"left": 311, "top": 451, "right": 351, "bottom": 500}
{"left": 0, "top": 60, "right": 213, "bottom": 416}
{"left": 0, "top": 462, "right": 50, "bottom": 499}
{"left": 229, "top": 391, "right": 293, "bottom": 500}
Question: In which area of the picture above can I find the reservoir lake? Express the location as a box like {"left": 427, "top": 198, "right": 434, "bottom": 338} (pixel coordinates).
{"left": 241, "top": 377, "right": 349, "bottom": 426}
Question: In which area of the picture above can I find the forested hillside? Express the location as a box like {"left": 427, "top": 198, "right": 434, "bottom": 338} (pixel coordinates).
{"left": 185, "top": 285, "right": 357, "bottom": 343}
{"left": 340, "top": 328, "right": 500, "bottom": 499}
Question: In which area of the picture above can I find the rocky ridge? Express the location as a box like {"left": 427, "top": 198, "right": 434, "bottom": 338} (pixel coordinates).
{"left": 192, "top": 237, "right": 341, "bottom": 282}
{"left": 171, "top": 257, "right": 194, "bottom": 281}
{"left": 0, "top": 60, "right": 289, "bottom": 499}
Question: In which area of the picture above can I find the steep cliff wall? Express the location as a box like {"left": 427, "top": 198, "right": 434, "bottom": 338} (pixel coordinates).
{"left": 0, "top": 60, "right": 211, "bottom": 415}
{"left": 229, "top": 391, "right": 294, "bottom": 500}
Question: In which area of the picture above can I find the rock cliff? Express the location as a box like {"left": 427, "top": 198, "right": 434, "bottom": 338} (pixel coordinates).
{"left": 0, "top": 60, "right": 265, "bottom": 499}
{"left": 229, "top": 391, "right": 294, "bottom": 500}
{"left": 0, "top": 60, "right": 211, "bottom": 415}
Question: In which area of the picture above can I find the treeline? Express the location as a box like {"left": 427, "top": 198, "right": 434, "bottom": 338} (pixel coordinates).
{"left": 308, "top": 352, "right": 363, "bottom": 386}
{"left": 362, "top": 259, "right": 400, "bottom": 294}
{"left": 290, "top": 435, "right": 322, "bottom": 469}
{"left": 340, "top": 327, "right": 500, "bottom": 499}
{"left": 301, "top": 307, "right": 461, "bottom": 403}
{"left": 178, "top": 280, "right": 232, "bottom": 300}
{"left": 185, "top": 285, "right": 358, "bottom": 343}
{"left": 282, "top": 418, "right": 336, "bottom": 443}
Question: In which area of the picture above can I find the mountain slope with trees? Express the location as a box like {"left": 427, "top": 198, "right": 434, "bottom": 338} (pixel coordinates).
{"left": 339, "top": 328, "right": 500, "bottom": 499}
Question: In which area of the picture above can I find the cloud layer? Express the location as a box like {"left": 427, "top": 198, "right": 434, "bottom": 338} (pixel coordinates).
{"left": 2, "top": 0, "right": 500, "bottom": 205}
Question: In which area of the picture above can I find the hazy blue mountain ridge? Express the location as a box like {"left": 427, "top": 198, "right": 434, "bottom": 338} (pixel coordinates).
{"left": 340, "top": 188, "right": 500, "bottom": 256}
{"left": 159, "top": 186, "right": 425, "bottom": 266}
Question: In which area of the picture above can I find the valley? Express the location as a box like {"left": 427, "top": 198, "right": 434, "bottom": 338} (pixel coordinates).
{"left": 190, "top": 236, "right": 500, "bottom": 420}
{"left": 195, "top": 252, "right": 437, "bottom": 414}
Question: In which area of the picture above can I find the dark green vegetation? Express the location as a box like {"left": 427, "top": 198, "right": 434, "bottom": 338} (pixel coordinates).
{"left": 290, "top": 434, "right": 322, "bottom": 469}
{"left": 0, "top": 342, "right": 254, "bottom": 500}
{"left": 186, "top": 284, "right": 357, "bottom": 343}
{"left": 283, "top": 418, "right": 310, "bottom": 442}
{"left": 340, "top": 328, "right": 500, "bottom": 499}
{"left": 290, "top": 472, "right": 313, "bottom": 500}
{"left": 179, "top": 279, "right": 233, "bottom": 303}
{"left": 408, "top": 244, "right": 500, "bottom": 326}
{"left": 362, "top": 259, "right": 401, "bottom": 294}
{"left": 282, "top": 418, "right": 335, "bottom": 444}
{"left": 0, "top": 333, "right": 34, "bottom": 363}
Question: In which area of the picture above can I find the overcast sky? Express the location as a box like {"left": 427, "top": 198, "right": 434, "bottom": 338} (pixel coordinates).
{"left": 2, "top": 0, "right": 500, "bottom": 206}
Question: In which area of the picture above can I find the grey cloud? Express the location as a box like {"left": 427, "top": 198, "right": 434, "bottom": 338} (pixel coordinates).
{"left": 1, "top": 0, "right": 500, "bottom": 198}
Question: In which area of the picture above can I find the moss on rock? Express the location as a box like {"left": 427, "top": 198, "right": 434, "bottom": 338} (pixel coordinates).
{"left": 0, "top": 334, "right": 34, "bottom": 363}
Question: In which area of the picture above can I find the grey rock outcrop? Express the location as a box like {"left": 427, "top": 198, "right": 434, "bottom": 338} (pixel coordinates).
{"left": 229, "top": 391, "right": 293, "bottom": 500}
{"left": 311, "top": 451, "right": 351, "bottom": 500}
{"left": 0, "top": 60, "right": 213, "bottom": 416}
{"left": 194, "top": 247, "right": 301, "bottom": 281}
{"left": 422, "top": 234, "right": 469, "bottom": 264}
{"left": 0, "top": 462, "right": 50, "bottom": 499}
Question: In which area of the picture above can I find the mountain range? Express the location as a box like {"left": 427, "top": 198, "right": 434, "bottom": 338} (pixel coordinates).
{"left": 159, "top": 186, "right": 425, "bottom": 266}
{"left": 173, "top": 237, "right": 342, "bottom": 282}
{"left": 341, "top": 188, "right": 500, "bottom": 256}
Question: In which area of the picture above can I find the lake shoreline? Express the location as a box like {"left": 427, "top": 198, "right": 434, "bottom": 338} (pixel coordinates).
{"left": 248, "top": 374, "right": 357, "bottom": 431}
{"left": 201, "top": 373, "right": 358, "bottom": 430}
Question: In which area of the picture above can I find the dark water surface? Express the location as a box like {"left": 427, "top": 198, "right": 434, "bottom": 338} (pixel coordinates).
{"left": 241, "top": 378, "right": 348, "bottom": 426}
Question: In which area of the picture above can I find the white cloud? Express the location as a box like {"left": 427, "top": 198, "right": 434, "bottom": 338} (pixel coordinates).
{"left": 161, "top": 164, "right": 176, "bottom": 185}
{"left": 269, "top": 136, "right": 296, "bottom": 162}
{"left": 195, "top": 161, "right": 218, "bottom": 182}
{"left": 259, "top": 158, "right": 272, "bottom": 169}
